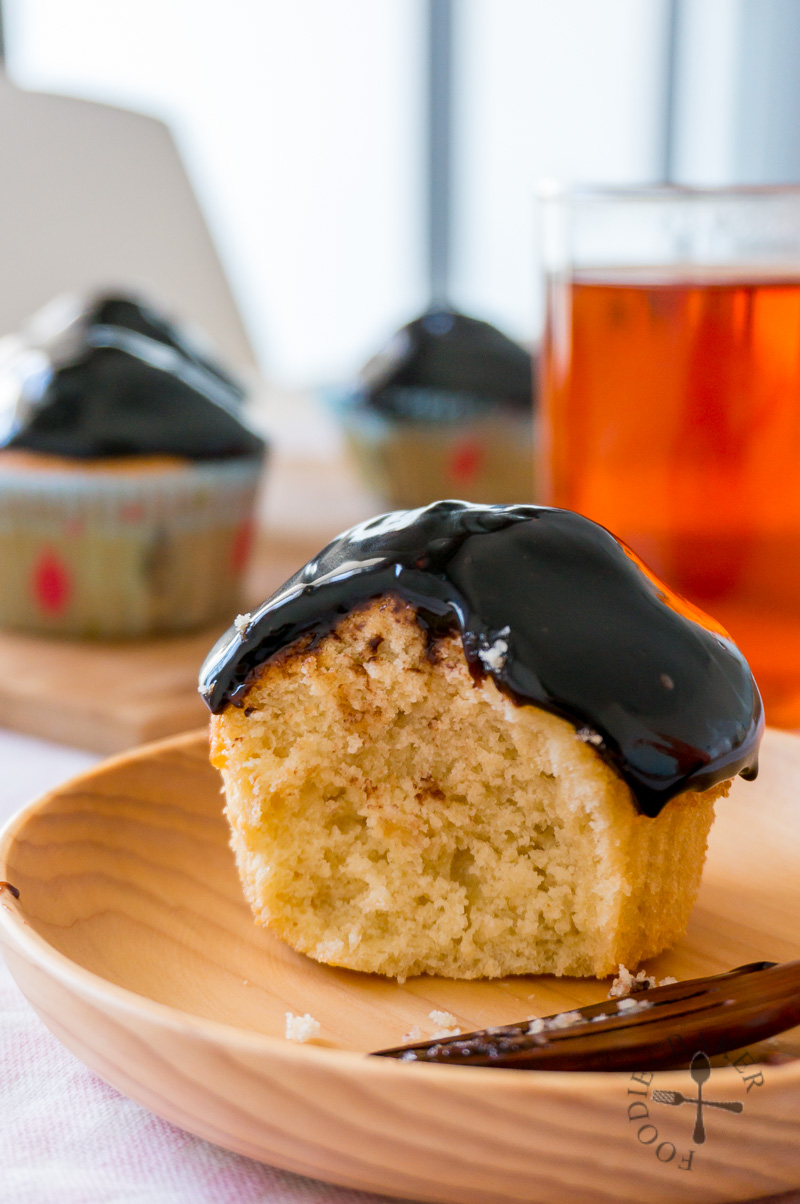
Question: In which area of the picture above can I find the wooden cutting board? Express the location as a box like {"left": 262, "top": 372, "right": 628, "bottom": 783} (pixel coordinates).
{"left": 0, "top": 445, "right": 383, "bottom": 754}
{"left": 0, "top": 530, "right": 323, "bottom": 754}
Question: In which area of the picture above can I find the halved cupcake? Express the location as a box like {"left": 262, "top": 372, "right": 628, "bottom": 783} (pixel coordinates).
{"left": 201, "top": 501, "right": 763, "bottom": 980}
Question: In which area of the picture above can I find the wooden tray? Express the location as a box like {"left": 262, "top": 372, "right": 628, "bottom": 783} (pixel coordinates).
{"left": 1, "top": 728, "right": 800, "bottom": 1203}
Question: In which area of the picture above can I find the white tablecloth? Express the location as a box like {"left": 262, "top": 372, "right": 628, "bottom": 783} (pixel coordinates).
{"left": 0, "top": 729, "right": 413, "bottom": 1204}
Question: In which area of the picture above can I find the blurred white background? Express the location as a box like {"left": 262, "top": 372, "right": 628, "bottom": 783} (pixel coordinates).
{"left": 5, "top": 0, "right": 426, "bottom": 385}
{"left": 5, "top": 0, "right": 800, "bottom": 386}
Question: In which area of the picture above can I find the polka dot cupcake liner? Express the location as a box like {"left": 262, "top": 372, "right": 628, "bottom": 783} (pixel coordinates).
{"left": 0, "top": 459, "right": 263, "bottom": 637}
{"left": 333, "top": 400, "right": 536, "bottom": 510}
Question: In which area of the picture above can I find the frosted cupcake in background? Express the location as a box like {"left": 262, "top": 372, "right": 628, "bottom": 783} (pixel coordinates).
{"left": 0, "top": 292, "right": 267, "bottom": 638}
{"left": 331, "top": 307, "right": 535, "bottom": 508}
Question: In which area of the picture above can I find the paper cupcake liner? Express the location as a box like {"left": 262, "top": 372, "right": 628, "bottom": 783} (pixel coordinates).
{"left": 327, "top": 389, "right": 535, "bottom": 509}
{"left": 0, "top": 458, "right": 263, "bottom": 637}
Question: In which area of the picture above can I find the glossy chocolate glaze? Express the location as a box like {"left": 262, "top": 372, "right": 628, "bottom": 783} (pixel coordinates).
{"left": 0, "top": 293, "right": 265, "bottom": 460}
{"left": 359, "top": 307, "right": 534, "bottom": 419}
{"left": 373, "top": 960, "right": 800, "bottom": 1071}
{"left": 199, "top": 500, "right": 763, "bottom": 816}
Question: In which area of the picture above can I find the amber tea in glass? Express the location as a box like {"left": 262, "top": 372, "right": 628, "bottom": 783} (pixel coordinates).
{"left": 539, "top": 187, "right": 800, "bottom": 726}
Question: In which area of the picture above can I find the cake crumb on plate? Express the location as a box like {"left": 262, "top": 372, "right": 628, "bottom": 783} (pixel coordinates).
{"left": 429, "top": 1009, "right": 457, "bottom": 1027}
{"left": 609, "top": 963, "right": 678, "bottom": 998}
{"left": 285, "top": 1012, "right": 321, "bottom": 1043}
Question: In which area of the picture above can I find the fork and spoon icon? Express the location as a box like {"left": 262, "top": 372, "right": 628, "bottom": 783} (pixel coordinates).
{"left": 652, "top": 1052, "right": 744, "bottom": 1144}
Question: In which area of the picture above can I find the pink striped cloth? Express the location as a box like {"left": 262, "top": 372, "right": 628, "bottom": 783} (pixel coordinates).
{"left": 0, "top": 730, "right": 412, "bottom": 1204}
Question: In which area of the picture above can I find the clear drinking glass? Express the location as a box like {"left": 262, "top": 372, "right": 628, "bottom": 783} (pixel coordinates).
{"left": 538, "top": 183, "right": 800, "bottom": 726}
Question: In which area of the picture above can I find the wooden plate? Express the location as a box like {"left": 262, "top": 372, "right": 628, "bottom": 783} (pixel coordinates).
{"left": 1, "top": 728, "right": 800, "bottom": 1204}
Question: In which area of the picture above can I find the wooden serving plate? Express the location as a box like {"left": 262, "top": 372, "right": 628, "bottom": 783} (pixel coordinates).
{"left": 1, "top": 728, "right": 800, "bottom": 1204}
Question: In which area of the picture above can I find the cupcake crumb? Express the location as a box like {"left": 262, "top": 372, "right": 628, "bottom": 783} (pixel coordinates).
{"left": 609, "top": 964, "right": 643, "bottom": 997}
{"left": 527, "top": 1009, "right": 583, "bottom": 1034}
{"left": 547, "top": 1009, "right": 583, "bottom": 1029}
{"left": 431, "top": 1027, "right": 461, "bottom": 1039}
{"left": 576, "top": 727, "right": 604, "bottom": 747}
{"left": 428, "top": 1009, "right": 457, "bottom": 1027}
{"left": 234, "top": 612, "right": 253, "bottom": 637}
{"left": 402, "top": 1024, "right": 422, "bottom": 1043}
{"left": 285, "top": 1012, "right": 321, "bottom": 1043}
{"left": 617, "top": 997, "right": 653, "bottom": 1013}
{"left": 609, "top": 964, "right": 677, "bottom": 998}
{"left": 478, "top": 626, "right": 510, "bottom": 672}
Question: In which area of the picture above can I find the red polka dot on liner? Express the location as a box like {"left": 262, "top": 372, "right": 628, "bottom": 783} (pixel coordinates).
{"left": 33, "top": 550, "right": 72, "bottom": 614}
{"left": 448, "top": 439, "right": 485, "bottom": 485}
{"left": 231, "top": 517, "right": 254, "bottom": 572}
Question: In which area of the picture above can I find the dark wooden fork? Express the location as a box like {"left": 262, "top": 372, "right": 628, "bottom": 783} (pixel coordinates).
{"left": 373, "top": 960, "right": 800, "bottom": 1071}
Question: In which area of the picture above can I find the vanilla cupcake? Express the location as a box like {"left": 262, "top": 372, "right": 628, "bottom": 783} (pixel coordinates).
{"left": 0, "top": 293, "right": 266, "bottom": 637}
{"left": 200, "top": 502, "right": 762, "bottom": 980}
{"left": 333, "top": 308, "right": 535, "bottom": 507}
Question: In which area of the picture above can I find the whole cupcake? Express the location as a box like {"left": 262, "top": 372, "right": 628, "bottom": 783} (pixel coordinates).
{"left": 0, "top": 292, "right": 267, "bottom": 637}
{"left": 332, "top": 307, "right": 535, "bottom": 507}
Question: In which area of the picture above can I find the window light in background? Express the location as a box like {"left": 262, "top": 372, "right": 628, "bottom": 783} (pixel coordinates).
{"left": 5, "top": 0, "right": 800, "bottom": 388}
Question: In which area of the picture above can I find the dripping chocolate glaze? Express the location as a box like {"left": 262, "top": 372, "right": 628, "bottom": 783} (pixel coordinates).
{"left": 199, "top": 501, "right": 763, "bottom": 817}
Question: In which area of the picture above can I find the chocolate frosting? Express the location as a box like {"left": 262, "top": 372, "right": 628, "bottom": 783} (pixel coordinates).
{"left": 0, "top": 292, "right": 265, "bottom": 460}
{"left": 358, "top": 307, "right": 534, "bottom": 420}
{"left": 199, "top": 501, "right": 762, "bottom": 816}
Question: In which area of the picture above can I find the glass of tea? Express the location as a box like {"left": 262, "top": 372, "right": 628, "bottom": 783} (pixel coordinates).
{"left": 538, "top": 184, "right": 800, "bottom": 727}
